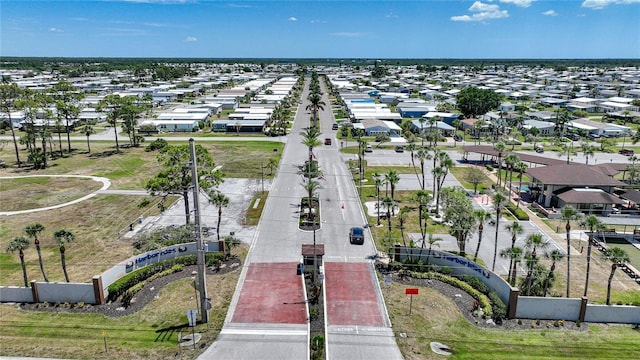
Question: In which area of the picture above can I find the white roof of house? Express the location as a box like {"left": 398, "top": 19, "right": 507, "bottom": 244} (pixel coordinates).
{"left": 600, "top": 101, "right": 634, "bottom": 108}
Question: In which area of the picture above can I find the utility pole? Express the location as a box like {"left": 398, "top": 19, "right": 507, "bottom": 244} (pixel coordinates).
{"left": 189, "top": 139, "right": 208, "bottom": 324}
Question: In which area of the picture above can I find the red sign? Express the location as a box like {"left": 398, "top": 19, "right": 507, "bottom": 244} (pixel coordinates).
{"left": 405, "top": 288, "right": 419, "bottom": 295}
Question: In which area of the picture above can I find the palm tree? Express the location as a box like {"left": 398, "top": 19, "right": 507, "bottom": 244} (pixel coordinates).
{"left": 581, "top": 142, "right": 596, "bottom": 165}
{"left": 472, "top": 209, "right": 490, "bottom": 262}
{"left": 415, "top": 190, "right": 431, "bottom": 245}
{"left": 579, "top": 215, "right": 602, "bottom": 297}
{"left": 373, "top": 172, "right": 384, "bottom": 226}
{"left": 300, "top": 126, "right": 321, "bottom": 164}
{"left": 523, "top": 233, "right": 551, "bottom": 296}
{"left": 83, "top": 124, "right": 94, "bottom": 154}
{"left": 385, "top": 170, "right": 400, "bottom": 209}
{"left": 425, "top": 232, "right": 443, "bottom": 263}
{"left": 53, "top": 229, "right": 75, "bottom": 282}
{"left": 543, "top": 249, "right": 566, "bottom": 297}
{"left": 494, "top": 142, "right": 506, "bottom": 187}
{"left": 415, "top": 147, "right": 429, "bottom": 190}
{"left": 398, "top": 207, "right": 411, "bottom": 247}
{"left": 306, "top": 92, "right": 326, "bottom": 128}
{"left": 503, "top": 153, "right": 520, "bottom": 193}
{"left": 97, "top": 94, "right": 125, "bottom": 153}
{"left": 382, "top": 196, "right": 394, "bottom": 234}
{"left": 561, "top": 205, "right": 581, "bottom": 297}
{"left": 515, "top": 161, "right": 528, "bottom": 209}
{"left": 603, "top": 247, "right": 630, "bottom": 305}
{"left": 24, "top": 223, "right": 48, "bottom": 282}
{"left": 500, "top": 246, "right": 523, "bottom": 286}
{"left": 505, "top": 221, "right": 524, "bottom": 279}
{"left": 208, "top": 190, "right": 230, "bottom": 241}
{"left": 492, "top": 190, "right": 508, "bottom": 271}
{"left": 7, "top": 236, "right": 30, "bottom": 287}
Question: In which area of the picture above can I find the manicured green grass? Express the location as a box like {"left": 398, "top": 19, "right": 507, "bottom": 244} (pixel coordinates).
{"left": 384, "top": 282, "right": 640, "bottom": 360}
{"left": 603, "top": 237, "right": 640, "bottom": 270}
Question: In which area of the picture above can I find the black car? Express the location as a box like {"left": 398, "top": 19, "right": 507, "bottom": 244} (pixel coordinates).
{"left": 349, "top": 227, "right": 365, "bottom": 245}
{"left": 395, "top": 145, "right": 404, "bottom": 153}
{"left": 332, "top": 123, "right": 339, "bottom": 130}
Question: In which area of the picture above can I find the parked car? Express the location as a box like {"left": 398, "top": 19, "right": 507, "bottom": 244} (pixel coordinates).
{"left": 332, "top": 123, "right": 339, "bottom": 130}
{"left": 324, "top": 138, "right": 332, "bottom": 145}
{"left": 565, "top": 133, "right": 580, "bottom": 141}
{"left": 395, "top": 145, "right": 404, "bottom": 153}
{"left": 619, "top": 149, "right": 634, "bottom": 156}
{"left": 349, "top": 227, "right": 365, "bottom": 245}
{"left": 453, "top": 134, "right": 463, "bottom": 142}
{"left": 535, "top": 145, "right": 544, "bottom": 153}
{"left": 364, "top": 144, "right": 373, "bottom": 153}
{"left": 587, "top": 133, "right": 601, "bottom": 140}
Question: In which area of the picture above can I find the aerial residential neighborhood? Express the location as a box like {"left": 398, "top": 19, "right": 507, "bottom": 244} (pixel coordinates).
{"left": 1, "top": 58, "right": 639, "bottom": 360}
{"left": 1, "top": 0, "right": 640, "bottom": 359}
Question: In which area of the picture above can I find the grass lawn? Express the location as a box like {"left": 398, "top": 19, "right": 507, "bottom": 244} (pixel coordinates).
{"left": 0, "top": 253, "right": 244, "bottom": 360}
{"left": 383, "top": 280, "right": 640, "bottom": 360}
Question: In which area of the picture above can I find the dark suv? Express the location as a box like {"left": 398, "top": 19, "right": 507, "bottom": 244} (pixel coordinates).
{"left": 349, "top": 227, "right": 365, "bottom": 245}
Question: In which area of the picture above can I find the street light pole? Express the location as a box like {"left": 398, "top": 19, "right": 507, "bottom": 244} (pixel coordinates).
{"left": 189, "top": 139, "right": 208, "bottom": 324}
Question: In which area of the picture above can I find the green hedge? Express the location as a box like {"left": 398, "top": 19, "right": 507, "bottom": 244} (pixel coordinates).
{"left": 489, "top": 292, "right": 507, "bottom": 321}
{"left": 408, "top": 271, "right": 493, "bottom": 318}
{"left": 107, "top": 253, "right": 225, "bottom": 303}
{"left": 506, "top": 202, "right": 529, "bottom": 220}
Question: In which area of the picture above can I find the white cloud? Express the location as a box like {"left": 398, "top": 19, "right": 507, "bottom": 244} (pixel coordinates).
{"left": 451, "top": 1, "right": 509, "bottom": 22}
{"left": 49, "top": 27, "right": 63, "bottom": 32}
{"left": 310, "top": 19, "right": 327, "bottom": 24}
{"left": 183, "top": 36, "right": 197, "bottom": 42}
{"left": 582, "top": 0, "right": 640, "bottom": 9}
{"left": 288, "top": 17, "right": 298, "bottom": 22}
{"left": 500, "top": 0, "right": 535, "bottom": 7}
{"left": 542, "top": 10, "right": 558, "bottom": 16}
{"left": 330, "top": 32, "right": 366, "bottom": 38}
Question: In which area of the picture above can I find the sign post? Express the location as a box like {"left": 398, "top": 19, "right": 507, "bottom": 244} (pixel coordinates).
{"left": 102, "top": 331, "right": 107, "bottom": 352}
{"left": 405, "top": 288, "right": 419, "bottom": 315}
{"left": 187, "top": 309, "right": 197, "bottom": 350}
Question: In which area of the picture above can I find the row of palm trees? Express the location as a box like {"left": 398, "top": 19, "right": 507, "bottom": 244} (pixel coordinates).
{"left": 6, "top": 223, "right": 75, "bottom": 287}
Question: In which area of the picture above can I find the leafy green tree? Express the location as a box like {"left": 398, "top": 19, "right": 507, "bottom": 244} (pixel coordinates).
{"left": 603, "top": 247, "right": 630, "bottom": 305}
{"left": 97, "top": 94, "right": 127, "bottom": 153}
{"left": 24, "top": 223, "right": 48, "bottom": 282}
{"left": 500, "top": 246, "right": 524, "bottom": 286}
{"left": 425, "top": 232, "right": 443, "bottom": 263}
{"left": 53, "top": 229, "right": 75, "bottom": 282}
{"left": 581, "top": 142, "right": 596, "bottom": 165}
{"left": 414, "top": 190, "right": 431, "bottom": 245}
{"left": 561, "top": 205, "right": 582, "bottom": 297}
{"left": 0, "top": 83, "right": 24, "bottom": 166}
{"left": 50, "top": 80, "right": 83, "bottom": 153}
{"left": 440, "top": 187, "right": 477, "bottom": 258}
{"left": 494, "top": 142, "right": 506, "bottom": 187}
{"left": 455, "top": 86, "right": 502, "bottom": 118}
{"left": 465, "top": 167, "right": 485, "bottom": 195}
{"left": 6, "top": 236, "right": 30, "bottom": 287}
{"left": 385, "top": 170, "right": 400, "bottom": 205}
{"left": 146, "top": 144, "right": 222, "bottom": 224}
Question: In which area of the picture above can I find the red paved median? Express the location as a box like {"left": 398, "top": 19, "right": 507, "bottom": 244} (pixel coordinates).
{"left": 231, "top": 262, "right": 307, "bottom": 324}
{"left": 324, "top": 262, "right": 384, "bottom": 326}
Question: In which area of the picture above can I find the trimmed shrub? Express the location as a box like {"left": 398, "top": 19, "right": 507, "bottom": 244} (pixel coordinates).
{"left": 460, "top": 275, "right": 490, "bottom": 295}
{"left": 409, "top": 271, "right": 492, "bottom": 317}
{"left": 488, "top": 292, "right": 506, "bottom": 321}
{"left": 506, "top": 202, "right": 529, "bottom": 220}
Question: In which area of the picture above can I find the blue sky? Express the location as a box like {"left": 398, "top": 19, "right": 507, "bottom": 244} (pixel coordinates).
{"left": 1, "top": 0, "right": 639, "bottom": 59}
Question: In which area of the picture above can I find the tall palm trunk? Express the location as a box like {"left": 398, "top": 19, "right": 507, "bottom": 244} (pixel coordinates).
{"left": 60, "top": 245, "right": 70, "bottom": 282}
{"left": 566, "top": 222, "right": 571, "bottom": 297}
{"left": 507, "top": 235, "right": 516, "bottom": 283}
{"left": 583, "top": 234, "right": 593, "bottom": 297}
{"left": 473, "top": 223, "right": 483, "bottom": 262}
{"left": 606, "top": 264, "right": 617, "bottom": 305}
{"left": 34, "top": 239, "right": 49, "bottom": 282}
{"left": 543, "top": 262, "right": 556, "bottom": 297}
{"left": 217, "top": 206, "right": 223, "bottom": 241}
{"left": 510, "top": 260, "right": 519, "bottom": 285}
{"left": 19, "top": 250, "right": 28, "bottom": 287}
{"left": 492, "top": 209, "right": 501, "bottom": 271}
{"left": 8, "top": 115, "right": 22, "bottom": 166}
{"left": 183, "top": 191, "right": 190, "bottom": 224}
